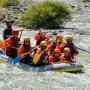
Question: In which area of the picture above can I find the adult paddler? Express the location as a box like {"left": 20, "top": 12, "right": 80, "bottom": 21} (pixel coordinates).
{"left": 4, "top": 30, "right": 20, "bottom": 58}
{"left": 3, "top": 18, "right": 15, "bottom": 40}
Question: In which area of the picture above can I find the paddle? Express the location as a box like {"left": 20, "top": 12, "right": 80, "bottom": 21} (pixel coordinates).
{"left": 19, "top": 29, "right": 23, "bottom": 39}
{"left": 13, "top": 52, "right": 32, "bottom": 64}
{"left": 12, "top": 56, "right": 23, "bottom": 64}
{"left": 77, "top": 47, "right": 90, "bottom": 54}
{"left": 33, "top": 53, "right": 41, "bottom": 64}
{"left": 33, "top": 48, "right": 48, "bottom": 65}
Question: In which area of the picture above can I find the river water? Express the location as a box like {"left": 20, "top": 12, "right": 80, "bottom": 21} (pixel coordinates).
{"left": 0, "top": 0, "right": 90, "bottom": 90}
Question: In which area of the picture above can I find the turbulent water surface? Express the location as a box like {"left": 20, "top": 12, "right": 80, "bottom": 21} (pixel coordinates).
{"left": 0, "top": 0, "right": 90, "bottom": 90}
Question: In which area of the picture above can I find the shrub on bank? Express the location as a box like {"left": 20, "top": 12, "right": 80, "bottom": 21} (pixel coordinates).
{"left": 21, "top": 0, "right": 72, "bottom": 29}
{"left": 84, "top": 0, "right": 90, "bottom": 1}
{"left": 0, "top": 0, "right": 19, "bottom": 7}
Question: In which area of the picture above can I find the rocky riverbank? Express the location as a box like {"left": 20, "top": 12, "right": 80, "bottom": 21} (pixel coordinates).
{"left": 0, "top": 0, "right": 90, "bottom": 27}
{"left": 0, "top": 0, "right": 37, "bottom": 25}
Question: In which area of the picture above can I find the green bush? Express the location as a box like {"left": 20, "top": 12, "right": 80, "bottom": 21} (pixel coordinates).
{"left": 21, "top": 0, "right": 72, "bottom": 29}
{"left": 0, "top": 0, "right": 19, "bottom": 7}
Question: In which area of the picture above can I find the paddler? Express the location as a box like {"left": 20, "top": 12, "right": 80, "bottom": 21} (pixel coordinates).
{"left": 34, "top": 28, "right": 46, "bottom": 45}
{"left": 3, "top": 18, "right": 15, "bottom": 40}
{"left": 60, "top": 47, "right": 75, "bottom": 62}
{"left": 55, "top": 34, "right": 65, "bottom": 53}
{"left": 47, "top": 34, "right": 64, "bottom": 55}
{"left": 48, "top": 48, "right": 61, "bottom": 64}
{"left": 18, "top": 37, "right": 35, "bottom": 64}
{"left": 33, "top": 41, "right": 48, "bottom": 66}
{"left": 65, "top": 35, "right": 79, "bottom": 58}
{"left": 4, "top": 30, "right": 20, "bottom": 58}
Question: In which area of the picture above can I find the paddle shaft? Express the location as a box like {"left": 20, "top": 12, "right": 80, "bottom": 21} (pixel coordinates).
{"left": 77, "top": 47, "right": 90, "bottom": 53}
{"left": 19, "top": 30, "right": 23, "bottom": 39}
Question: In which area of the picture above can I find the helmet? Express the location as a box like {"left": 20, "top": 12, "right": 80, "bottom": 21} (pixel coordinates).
{"left": 56, "top": 34, "right": 63, "bottom": 40}
{"left": 66, "top": 35, "right": 73, "bottom": 41}
{"left": 24, "top": 36, "right": 30, "bottom": 42}
{"left": 54, "top": 48, "right": 60, "bottom": 53}
{"left": 4, "top": 18, "right": 15, "bottom": 24}
{"left": 64, "top": 47, "right": 70, "bottom": 52}
{"left": 40, "top": 41, "right": 47, "bottom": 47}
{"left": 12, "top": 30, "right": 19, "bottom": 35}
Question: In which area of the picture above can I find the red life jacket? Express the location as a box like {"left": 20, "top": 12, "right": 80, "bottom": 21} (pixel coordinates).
{"left": 6, "top": 36, "right": 19, "bottom": 51}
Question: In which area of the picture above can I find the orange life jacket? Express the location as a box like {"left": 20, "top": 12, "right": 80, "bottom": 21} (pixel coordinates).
{"left": 34, "top": 34, "right": 41, "bottom": 40}
{"left": 35, "top": 33, "right": 46, "bottom": 45}
{"left": 45, "top": 37, "right": 52, "bottom": 45}
{"left": 48, "top": 55, "right": 61, "bottom": 64}
{"left": 56, "top": 43, "right": 65, "bottom": 53}
{"left": 18, "top": 45, "right": 32, "bottom": 57}
{"left": 5, "top": 36, "right": 19, "bottom": 51}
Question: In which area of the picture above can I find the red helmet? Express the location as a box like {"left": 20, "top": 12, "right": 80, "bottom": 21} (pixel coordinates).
{"left": 12, "top": 30, "right": 20, "bottom": 35}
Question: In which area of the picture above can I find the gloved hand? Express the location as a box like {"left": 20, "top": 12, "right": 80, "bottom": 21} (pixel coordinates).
{"left": 24, "top": 52, "right": 30, "bottom": 57}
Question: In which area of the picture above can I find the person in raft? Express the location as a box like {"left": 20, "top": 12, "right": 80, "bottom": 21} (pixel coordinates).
{"left": 34, "top": 28, "right": 46, "bottom": 46}
{"left": 18, "top": 37, "right": 34, "bottom": 64}
{"left": 45, "top": 36, "right": 52, "bottom": 45}
{"left": 47, "top": 34, "right": 64, "bottom": 55}
{"left": 4, "top": 30, "right": 20, "bottom": 58}
{"left": 3, "top": 18, "right": 15, "bottom": 40}
{"left": 33, "top": 41, "right": 48, "bottom": 66}
{"left": 48, "top": 48, "right": 61, "bottom": 64}
{"left": 65, "top": 35, "right": 79, "bottom": 58}
{"left": 60, "top": 47, "right": 75, "bottom": 63}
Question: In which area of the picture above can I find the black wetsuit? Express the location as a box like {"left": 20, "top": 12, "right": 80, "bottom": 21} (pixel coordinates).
{"left": 3, "top": 26, "right": 12, "bottom": 40}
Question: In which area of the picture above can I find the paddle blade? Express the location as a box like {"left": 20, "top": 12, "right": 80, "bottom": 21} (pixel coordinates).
{"left": 0, "top": 39, "right": 6, "bottom": 50}
{"left": 33, "top": 54, "right": 41, "bottom": 64}
{"left": 13, "top": 56, "right": 22, "bottom": 64}
{"left": 77, "top": 47, "right": 90, "bottom": 54}
{"left": 0, "top": 60, "right": 4, "bottom": 64}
